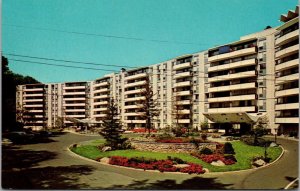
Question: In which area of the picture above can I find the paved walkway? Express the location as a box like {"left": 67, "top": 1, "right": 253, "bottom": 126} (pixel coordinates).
{"left": 2, "top": 133, "right": 298, "bottom": 189}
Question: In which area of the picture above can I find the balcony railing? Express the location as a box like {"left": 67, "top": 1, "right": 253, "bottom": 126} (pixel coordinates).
{"left": 208, "top": 47, "right": 257, "bottom": 62}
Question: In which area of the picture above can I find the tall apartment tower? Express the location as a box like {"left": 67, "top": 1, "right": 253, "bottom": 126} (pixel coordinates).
{"left": 274, "top": 6, "right": 299, "bottom": 134}
{"left": 204, "top": 27, "right": 278, "bottom": 133}
{"left": 16, "top": 84, "right": 47, "bottom": 130}
{"left": 62, "top": 81, "right": 91, "bottom": 126}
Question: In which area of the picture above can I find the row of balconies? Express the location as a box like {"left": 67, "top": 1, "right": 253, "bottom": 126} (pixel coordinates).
{"left": 275, "top": 58, "right": 298, "bottom": 71}
{"left": 208, "top": 70, "right": 257, "bottom": 83}
{"left": 208, "top": 58, "right": 257, "bottom": 73}
{"left": 275, "top": 29, "right": 299, "bottom": 47}
{"left": 275, "top": 102, "right": 299, "bottom": 111}
{"left": 275, "top": 44, "right": 299, "bottom": 59}
{"left": 208, "top": 47, "right": 257, "bottom": 63}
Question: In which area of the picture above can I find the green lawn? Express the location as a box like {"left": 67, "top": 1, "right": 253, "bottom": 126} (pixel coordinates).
{"left": 70, "top": 140, "right": 283, "bottom": 172}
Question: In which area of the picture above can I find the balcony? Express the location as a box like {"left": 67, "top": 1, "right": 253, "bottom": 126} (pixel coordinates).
{"left": 93, "top": 108, "right": 107, "bottom": 112}
{"left": 125, "top": 120, "right": 146, "bottom": 123}
{"left": 208, "top": 106, "right": 256, "bottom": 113}
{"left": 208, "top": 59, "right": 257, "bottom": 72}
{"left": 178, "top": 110, "right": 190, "bottom": 114}
{"left": 24, "top": 104, "right": 44, "bottom": 107}
{"left": 64, "top": 97, "right": 86, "bottom": 101}
{"left": 208, "top": 70, "right": 257, "bottom": 83}
{"left": 124, "top": 80, "right": 146, "bottom": 88}
{"left": 175, "top": 90, "right": 191, "bottom": 96}
{"left": 125, "top": 73, "right": 147, "bottom": 81}
{"left": 93, "top": 114, "right": 107, "bottom": 117}
{"left": 124, "top": 96, "right": 146, "bottom": 102}
{"left": 94, "top": 88, "right": 109, "bottom": 94}
{"left": 65, "top": 108, "right": 86, "bottom": 112}
{"left": 174, "top": 71, "right": 191, "bottom": 79}
{"left": 29, "top": 109, "right": 44, "bottom": 113}
{"left": 275, "top": 88, "right": 298, "bottom": 97}
{"left": 93, "top": 94, "right": 109, "bottom": 99}
{"left": 208, "top": 82, "right": 256, "bottom": 93}
{"left": 176, "top": 100, "right": 191, "bottom": 105}
{"left": 93, "top": 81, "right": 109, "bottom": 88}
{"left": 65, "top": 114, "right": 86, "bottom": 118}
{"left": 124, "top": 105, "right": 143, "bottom": 109}
{"left": 275, "top": 117, "right": 299, "bottom": 124}
{"left": 124, "top": 89, "right": 144, "bottom": 95}
{"left": 93, "top": 101, "right": 109, "bottom": 106}
{"left": 24, "top": 93, "right": 44, "bottom": 97}
{"left": 275, "top": 44, "right": 299, "bottom": 59}
{"left": 208, "top": 94, "right": 256, "bottom": 103}
{"left": 23, "top": 99, "right": 44, "bottom": 102}
{"left": 276, "top": 73, "right": 298, "bottom": 85}
{"left": 124, "top": 112, "right": 145, "bottom": 116}
{"left": 63, "top": 91, "right": 86, "bottom": 95}
{"left": 173, "top": 62, "right": 191, "bottom": 70}
{"left": 275, "top": 29, "right": 299, "bottom": 46}
{"left": 208, "top": 47, "right": 257, "bottom": 62}
{"left": 64, "top": 86, "right": 86, "bottom": 90}
{"left": 177, "top": 119, "right": 191, "bottom": 123}
{"left": 174, "top": 81, "right": 191, "bottom": 88}
{"left": 63, "top": 103, "right": 86, "bottom": 106}
{"left": 24, "top": 88, "right": 44, "bottom": 92}
{"left": 275, "top": 103, "right": 299, "bottom": 110}
{"left": 275, "top": 59, "right": 298, "bottom": 71}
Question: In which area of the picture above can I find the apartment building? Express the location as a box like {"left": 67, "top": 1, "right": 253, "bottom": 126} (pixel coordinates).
{"left": 16, "top": 84, "right": 47, "bottom": 130}
{"left": 274, "top": 6, "right": 299, "bottom": 135}
{"left": 16, "top": 6, "right": 299, "bottom": 135}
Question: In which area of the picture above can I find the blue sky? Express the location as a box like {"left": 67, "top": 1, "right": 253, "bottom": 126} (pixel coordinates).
{"left": 2, "top": 0, "right": 298, "bottom": 83}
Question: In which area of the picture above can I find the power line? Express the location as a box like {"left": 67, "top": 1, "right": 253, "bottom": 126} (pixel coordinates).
{"left": 9, "top": 58, "right": 118, "bottom": 72}
{"left": 6, "top": 53, "right": 137, "bottom": 69}
{"left": 9, "top": 58, "right": 296, "bottom": 83}
{"left": 4, "top": 24, "right": 208, "bottom": 46}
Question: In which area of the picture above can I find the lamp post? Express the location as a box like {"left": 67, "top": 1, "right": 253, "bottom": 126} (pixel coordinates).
{"left": 274, "top": 128, "right": 278, "bottom": 144}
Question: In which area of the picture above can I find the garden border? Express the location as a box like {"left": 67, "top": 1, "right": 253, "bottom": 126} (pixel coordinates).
{"left": 67, "top": 142, "right": 285, "bottom": 175}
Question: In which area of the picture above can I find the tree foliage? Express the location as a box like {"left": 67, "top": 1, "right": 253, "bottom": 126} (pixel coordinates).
{"left": 2, "top": 56, "right": 40, "bottom": 131}
{"left": 251, "top": 115, "right": 269, "bottom": 146}
{"left": 99, "top": 98, "right": 125, "bottom": 150}
{"left": 137, "top": 75, "right": 160, "bottom": 135}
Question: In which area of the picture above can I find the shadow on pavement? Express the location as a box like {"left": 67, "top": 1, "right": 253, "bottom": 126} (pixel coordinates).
{"left": 105, "top": 177, "right": 233, "bottom": 190}
{"left": 2, "top": 145, "right": 96, "bottom": 189}
{"left": 2, "top": 165, "right": 95, "bottom": 189}
{"left": 2, "top": 145, "right": 57, "bottom": 170}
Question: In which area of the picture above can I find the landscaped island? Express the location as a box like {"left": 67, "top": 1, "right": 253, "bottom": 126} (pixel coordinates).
{"left": 70, "top": 137, "right": 282, "bottom": 173}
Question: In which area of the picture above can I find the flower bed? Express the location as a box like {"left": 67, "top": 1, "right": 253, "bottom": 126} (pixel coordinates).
{"left": 108, "top": 156, "right": 205, "bottom": 174}
{"left": 192, "top": 153, "right": 236, "bottom": 165}
{"left": 132, "top": 128, "right": 157, "bottom": 133}
{"left": 155, "top": 137, "right": 208, "bottom": 144}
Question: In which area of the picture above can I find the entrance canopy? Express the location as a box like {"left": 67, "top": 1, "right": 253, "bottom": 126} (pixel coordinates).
{"left": 203, "top": 112, "right": 265, "bottom": 124}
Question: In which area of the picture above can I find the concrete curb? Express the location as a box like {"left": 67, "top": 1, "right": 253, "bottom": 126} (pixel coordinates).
{"left": 284, "top": 177, "right": 299, "bottom": 189}
{"left": 63, "top": 130, "right": 101, "bottom": 137}
{"left": 67, "top": 143, "right": 285, "bottom": 175}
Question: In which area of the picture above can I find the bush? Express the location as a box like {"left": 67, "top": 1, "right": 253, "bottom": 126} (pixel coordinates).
{"left": 167, "top": 156, "right": 185, "bottom": 164}
{"left": 224, "top": 142, "right": 235, "bottom": 154}
{"left": 200, "top": 147, "right": 213, "bottom": 155}
{"left": 172, "top": 127, "right": 186, "bottom": 137}
{"left": 241, "top": 137, "right": 271, "bottom": 147}
{"left": 201, "top": 133, "right": 208, "bottom": 141}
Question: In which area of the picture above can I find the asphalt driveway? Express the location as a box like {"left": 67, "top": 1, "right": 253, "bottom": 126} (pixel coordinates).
{"left": 2, "top": 132, "right": 298, "bottom": 189}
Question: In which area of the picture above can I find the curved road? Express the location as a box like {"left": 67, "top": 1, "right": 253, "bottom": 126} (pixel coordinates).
{"left": 2, "top": 132, "right": 298, "bottom": 189}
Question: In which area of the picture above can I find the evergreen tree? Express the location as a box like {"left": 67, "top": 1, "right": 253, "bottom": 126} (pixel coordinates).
{"left": 99, "top": 98, "right": 124, "bottom": 150}
{"left": 138, "top": 75, "right": 160, "bottom": 135}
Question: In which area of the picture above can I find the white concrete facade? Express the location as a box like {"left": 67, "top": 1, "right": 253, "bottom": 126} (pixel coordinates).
{"left": 16, "top": 6, "right": 299, "bottom": 135}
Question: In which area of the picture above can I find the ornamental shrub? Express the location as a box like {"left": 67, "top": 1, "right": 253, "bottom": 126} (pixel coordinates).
{"left": 200, "top": 147, "right": 213, "bottom": 155}
{"left": 224, "top": 142, "right": 235, "bottom": 154}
